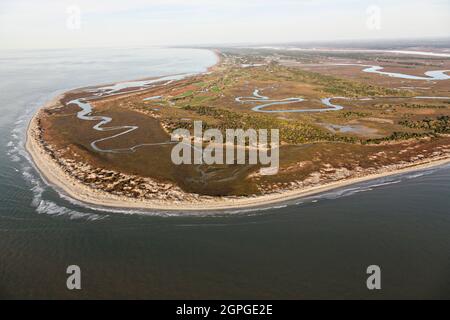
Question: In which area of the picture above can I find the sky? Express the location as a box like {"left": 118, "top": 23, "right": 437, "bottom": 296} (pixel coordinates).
{"left": 0, "top": 0, "right": 449, "bottom": 49}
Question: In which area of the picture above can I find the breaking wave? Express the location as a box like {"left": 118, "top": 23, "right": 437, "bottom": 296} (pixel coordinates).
{"left": 7, "top": 92, "right": 108, "bottom": 221}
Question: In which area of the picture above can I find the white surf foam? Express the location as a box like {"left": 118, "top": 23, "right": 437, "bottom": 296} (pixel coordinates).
{"left": 7, "top": 93, "right": 109, "bottom": 221}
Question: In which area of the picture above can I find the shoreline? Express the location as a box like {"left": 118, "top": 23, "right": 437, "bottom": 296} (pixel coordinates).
{"left": 24, "top": 49, "right": 450, "bottom": 213}
{"left": 26, "top": 110, "right": 450, "bottom": 212}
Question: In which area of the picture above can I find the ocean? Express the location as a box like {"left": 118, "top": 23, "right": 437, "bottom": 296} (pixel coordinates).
{"left": 0, "top": 47, "right": 449, "bottom": 299}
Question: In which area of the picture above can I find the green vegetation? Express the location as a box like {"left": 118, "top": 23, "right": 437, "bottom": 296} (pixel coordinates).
{"left": 190, "top": 95, "right": 215, "bottom": 105}
{"left": 173, "top": 90, "right": 194, "bottom": 99}
{"left": 234, "top": 63, "right": 407, "bottom": 97}
{"left": 374, "top": 103, "right": 396, "bottom": 110}
{"left": 340, "top": 111, "right": 371, "bottom": 119}
{"left": 364, "top": 116, "right": 450, "bottom": 144}
{"left": 376, "top": 102, "right": 447, "bottom": 109}
{"left": 364, "top": 131, "right": 435, "bottom": 144}
{"left": 286, "top": 68, "right": 409, "bottom": 97}
{"left": 193, "top": 81, "right": 206, "bottom": 87}
{"left": 399, "top": 116, "right": 450, "bottom": 133}
{"left": 133, "top": 51, "right": 450, "bottom": 149}
{"left": 182, "top": 105, "right": 357, "bottom": 144}
{"left": 210, "top": 85, "right": 221, "bottom": 93}
{"left": 321, "top": 79, "right": 397, "bottom": 97}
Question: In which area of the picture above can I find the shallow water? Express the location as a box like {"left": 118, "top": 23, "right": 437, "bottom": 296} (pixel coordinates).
{"left": 333, "top": 63, "right": 450, "bottom": 81}
{"left": 70, "top": 75, "right": 184, "bottom": 153}
{"left": 236, "top": 89, "right": 450, "bottom": 114}
{"left": 1, "top": 47, "right": 450, "bottom": 299}
{"left": 254, "top": 47, "right": 450, "bottom": 58}
{"left": 236, "top": 89, "right": 344, "bottom": 113}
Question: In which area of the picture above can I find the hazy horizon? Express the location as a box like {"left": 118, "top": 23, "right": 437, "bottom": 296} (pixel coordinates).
{"left": 1, "top": 0, "right": 449, "bottom": 50}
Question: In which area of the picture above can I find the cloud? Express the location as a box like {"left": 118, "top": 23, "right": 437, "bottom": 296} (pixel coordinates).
{"left": 0, "top": 0, "right": 448, "bottom": 49}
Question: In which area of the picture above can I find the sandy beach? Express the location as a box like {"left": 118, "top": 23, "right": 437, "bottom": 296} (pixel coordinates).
{"left": 26, "top": 102, "right": 450, "bottom": 212}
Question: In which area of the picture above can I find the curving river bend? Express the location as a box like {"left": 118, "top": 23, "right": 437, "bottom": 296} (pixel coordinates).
{"left": 235, "top": 89, "right": 450, "bottom": 113}
{"left": 63, "top": 60, "right": 450, "bottom": 153}
{"left": 333, "top": 64, "right": 450, "bottom": 81}
{"left": 69, "top": 75, "right": 188, "bottom": 153}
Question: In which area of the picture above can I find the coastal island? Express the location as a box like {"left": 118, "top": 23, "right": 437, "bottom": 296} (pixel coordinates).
{"left": 26, "top": 47, "right": 450, "bottom": 211}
